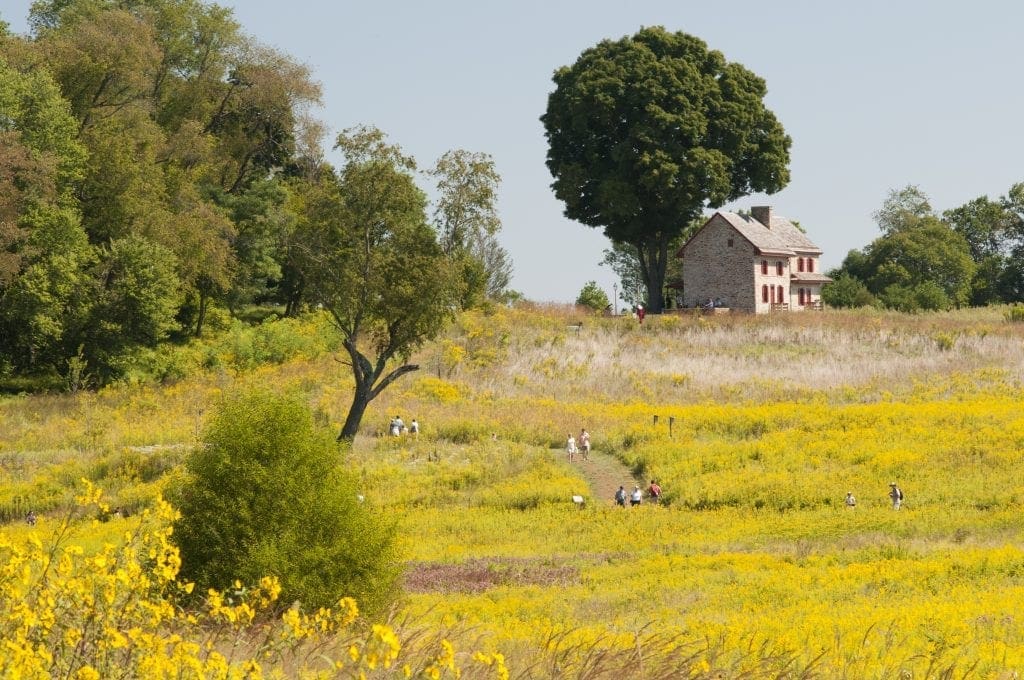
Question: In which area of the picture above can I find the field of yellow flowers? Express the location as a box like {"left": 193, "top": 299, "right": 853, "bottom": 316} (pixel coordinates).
{"left": 2, "top": 305, "right": 1023, "bottom": 677}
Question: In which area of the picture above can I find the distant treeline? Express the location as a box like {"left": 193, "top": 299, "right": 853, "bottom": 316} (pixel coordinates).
{"left": 0, "top": 1, "right": 511, "bottom": 388}
{"left": 824, "top": 184, "right": 1024, "bottom": 311}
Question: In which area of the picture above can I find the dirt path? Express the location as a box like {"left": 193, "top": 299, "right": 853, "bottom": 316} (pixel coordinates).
{"left": 565, "top": 449, "right": 643, "bottom": 506}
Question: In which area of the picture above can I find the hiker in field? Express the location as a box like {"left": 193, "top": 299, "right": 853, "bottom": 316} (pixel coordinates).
{"left": 630, "top": 485, "right": 643, "bottom": 506}
{"left": 25, "top": 510, "right": 36, "bottom": 526}
{"left": 889, "top": 482, "right": 903, "bottom": 510}
{"left": 845, "top": 491, "right": 856, "bottom": 509}
{"left": 614, "top": 485, "right": 627, "bottom": 507}
{"left": 637, "top": 304, "right": 645, "bottom": 324}
{"left": 579, "top": 428, "right": 591, "bottom": 461}
{"left": 389, "top": 417, "right": 401, "bottom": 437}
{"left": 409, "top": 419, "right": 420, "bottom": 438}
{"left": 648, "top": 479, "right": 662, "bottom": 503}
{"left": 566, "top": 433, "right": 577, "bottom": 462}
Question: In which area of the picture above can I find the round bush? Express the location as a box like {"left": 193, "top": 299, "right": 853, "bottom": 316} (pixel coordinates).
{"left": 170, "top": 389, "right": 400, "bottom": 613}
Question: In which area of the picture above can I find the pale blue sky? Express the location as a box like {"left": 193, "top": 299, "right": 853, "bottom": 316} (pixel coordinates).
{"left": 5, "top": 1, "right": 1023, "bottom": 303}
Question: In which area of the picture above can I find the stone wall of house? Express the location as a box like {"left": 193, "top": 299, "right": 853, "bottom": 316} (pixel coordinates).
{"left": 754, "top": 255, "right": 790, "bottom": 313}
{"left": 682, "top": 215, "right": 757, "bottom": 311}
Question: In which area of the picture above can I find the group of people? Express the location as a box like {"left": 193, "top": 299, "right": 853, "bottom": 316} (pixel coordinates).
{"left": 388, "top": 416, "right": 419, "bottom": 437}
{"left": 566, "top": 429, "right": 591, "bottom": 462}
{"left": 844, "top": 482, "right": 904, "bottom": 510}
{"left": 615, "top": 480, "right": 662, "bottom": 507}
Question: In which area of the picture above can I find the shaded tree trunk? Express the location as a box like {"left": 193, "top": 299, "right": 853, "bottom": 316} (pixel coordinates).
{"left": 338, "top": 384, "right": 372, "bottom": 441}
{"left": 336, "top": 337, "right": 420, "bottom": 442}
{"left": 636, "top": 237, "right": 669, "bottom": 313}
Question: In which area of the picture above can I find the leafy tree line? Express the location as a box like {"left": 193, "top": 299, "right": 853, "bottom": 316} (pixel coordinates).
{"left": 824, "top": 184, "right": 1024, "bottom": 312}
{"left": 0, "top": 1, "right": 513, "bottom": 415}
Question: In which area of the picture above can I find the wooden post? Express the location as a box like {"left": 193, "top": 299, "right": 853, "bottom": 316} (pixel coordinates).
{"left": 653, "top": 415, "right": 659, "bottom": 427}
{"left": 669, "top": 416, "right": 675, "bottom": 437}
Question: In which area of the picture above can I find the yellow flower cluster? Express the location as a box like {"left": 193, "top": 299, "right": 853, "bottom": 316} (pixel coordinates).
{"left": 0, "top": 482, "right": 506, "bottom": 679}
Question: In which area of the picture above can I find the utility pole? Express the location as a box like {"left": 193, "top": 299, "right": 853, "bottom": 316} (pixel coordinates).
{"left": 612, "top": 282, "right": 618, "bottom": 315}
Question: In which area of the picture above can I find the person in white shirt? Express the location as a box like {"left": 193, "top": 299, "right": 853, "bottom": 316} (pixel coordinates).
{"left": 630, "top": 485, "right": 642, "bottom": 507}
{"left": 845, "top": 491, "right": 856, "bottom": 509}
{"left": 566, "top": 434, "right": 577, "bottom": 462}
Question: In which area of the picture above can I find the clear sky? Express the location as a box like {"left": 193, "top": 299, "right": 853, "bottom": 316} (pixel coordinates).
{"left": 5, "top": 1, "right": 1024, "bottom": 303}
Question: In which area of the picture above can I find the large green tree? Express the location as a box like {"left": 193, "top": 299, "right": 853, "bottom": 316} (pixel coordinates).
{"left": 542, "top": 26, "right": 791, "bottom": 312}
{"left": 294, "top": 127, "right": 460, "bottom": 441}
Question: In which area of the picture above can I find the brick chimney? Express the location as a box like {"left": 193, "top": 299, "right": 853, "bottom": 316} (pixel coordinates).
{"left": 751, "top": 206, "right": 772, "bottom": 228}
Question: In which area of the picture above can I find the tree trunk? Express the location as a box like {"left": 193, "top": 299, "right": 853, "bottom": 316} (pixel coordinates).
{"left": 638, "top": 237, "right": 669, "bottom": 313}
{"left": 338, "top": 384, "right": 373, "bottom": 442}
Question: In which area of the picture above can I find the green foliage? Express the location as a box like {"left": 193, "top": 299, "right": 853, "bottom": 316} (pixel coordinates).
{"left": 1003, "top": 305, "right": 1024, "bottom": 323}
{"left": 543, "top": 26, "right": 790, "bottom": 311}
{"left": 171, "top": 389, "right": 401, "bottom": 613}
{"left": 296, "top": 126, "right": 461, "bottom": 439}
{"left": 76, "top": 236, "right": 182, "bottom": 381}
{"left": 821, "top": 273, "right": 875, "bottom": 309}
{"left": 429, "top": 150, "right": 511, "bottom": 304}
{"left": 575, "top": 281, "right": 609, "bottom": 312}
{"left": 873, "top": 185, "right": 934, "bottom": 234}
{"left": 835, "top": 215, "right": 975, "bottom": 312}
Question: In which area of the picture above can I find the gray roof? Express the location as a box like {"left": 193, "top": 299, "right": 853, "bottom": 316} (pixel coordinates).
{"left": 713, "top": 211, "right": 823, "bottom": 256}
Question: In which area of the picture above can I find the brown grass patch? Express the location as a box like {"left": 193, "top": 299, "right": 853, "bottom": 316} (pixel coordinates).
{"left": 405, "top": 557, "right": 580, "bottom": 594}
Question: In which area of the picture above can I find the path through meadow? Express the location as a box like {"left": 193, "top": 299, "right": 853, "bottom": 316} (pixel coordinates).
{"left": 564, "top": 447, "right": 644, "bottom": 506}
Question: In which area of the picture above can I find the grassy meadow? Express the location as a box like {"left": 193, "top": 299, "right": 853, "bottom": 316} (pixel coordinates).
{"left": 2, "top": 305, "right": 1024, "bottom": 678}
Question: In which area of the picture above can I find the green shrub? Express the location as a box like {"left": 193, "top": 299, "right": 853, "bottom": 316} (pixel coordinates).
{"left": 821, "top": 274, "right": 875, "bottom": 308}
{"left": 1003, "top": 305, "right": 1024, "bottom": 323}
{"left": 170, "top": 389, "right": 400, "bottom": 614}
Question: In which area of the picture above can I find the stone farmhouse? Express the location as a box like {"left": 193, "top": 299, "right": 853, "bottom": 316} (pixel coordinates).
{"left": 677, "top": 206, "right": 832, "bottom": 313}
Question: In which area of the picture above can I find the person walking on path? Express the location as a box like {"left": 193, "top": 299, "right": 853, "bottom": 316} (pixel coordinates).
{"left": 630, "top": 485, "right": 643, "bottom": 507}
{"left": 566, "top": 433, "right": 577, "bottom": 463}
{"left": 845, "top": 491, "right": 856, "bottom": 509}
{"left": 648, "top": 480, "right": 662, "bottom": 503}
{"left": 889, "top": 482, "right": 903, "bottom": 510}
{"left": 614, "top": 485, "right": 627, "bottom": 507}
{"left": 409, "top": 419, "right": 420, "bottom": 438}
{"left": 637, "top": 305, "right": 645, "bottom": 324}
{"left": 579, "top": 429, "right": 591, "bottom": 461}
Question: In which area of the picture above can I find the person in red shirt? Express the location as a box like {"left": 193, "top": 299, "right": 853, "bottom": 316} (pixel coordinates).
{"left": 637, "top": 304, "right": 645, "bottom": 324}
{"left": 648, "top": 479, "right": 662, "bottom": 503}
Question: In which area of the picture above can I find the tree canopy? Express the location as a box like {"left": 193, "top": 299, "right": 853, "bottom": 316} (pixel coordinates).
{"left": 826, "top": 185, "right": 996, "bottom": 311}
{"left": 542, "top": 26, "right": 791, "bottom": 312}
{"left": 293, "top": 126, "right": 461, "bottom": 440}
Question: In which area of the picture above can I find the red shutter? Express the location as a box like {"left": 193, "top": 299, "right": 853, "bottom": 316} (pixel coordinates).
{"left": 761, "top": 260, "right": 768, "bottom": 275}
{"left": 762, "top": 285, "right": 769, "bottom": 303}
{"left": 798, "top": 258, "right": 804, "bottom": 272}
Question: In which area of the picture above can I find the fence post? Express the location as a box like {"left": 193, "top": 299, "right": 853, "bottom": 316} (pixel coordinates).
{"left": 669, "top": 416, "right": 675, "bottom": 437}
{"left": 653, "top": 415, "right": 659, "bottom": 427}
